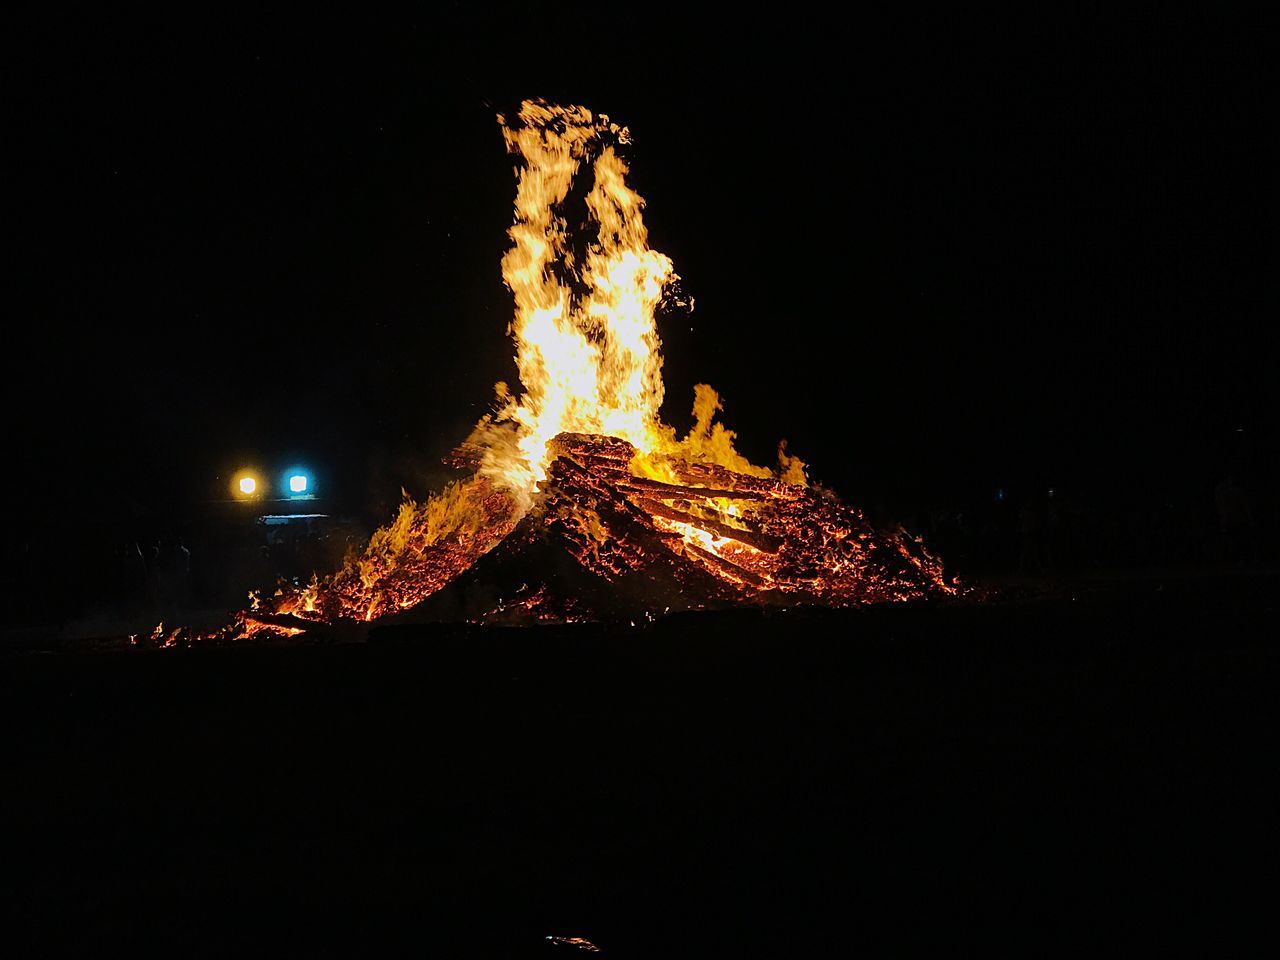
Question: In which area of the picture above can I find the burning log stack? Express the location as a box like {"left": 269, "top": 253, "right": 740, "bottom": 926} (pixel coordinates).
{"left": 171, "top": 101, "right": 963, "bottom": 645}
{"left": 185, "top": 431, "right": 959, "bottom": 644}
{"left": 379, "top": 432, "right": 959, "bottom": 626}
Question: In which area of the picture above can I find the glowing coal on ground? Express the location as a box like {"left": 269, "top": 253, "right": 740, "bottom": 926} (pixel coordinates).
{"left": 157, "top": 101, "right": 961, "bottom": 645}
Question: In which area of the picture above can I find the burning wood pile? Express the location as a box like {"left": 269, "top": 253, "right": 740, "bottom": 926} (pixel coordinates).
{"left": 520, "top": 432, "right": 954, "bottom": 619}
{"left": 216, "top": 430, "right": 955, "bottom": 639}
{"left": 165, "top": 100, "right": 961, "bottom": 646}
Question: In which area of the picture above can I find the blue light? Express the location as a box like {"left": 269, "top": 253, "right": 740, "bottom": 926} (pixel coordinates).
{"left": 282, "top": 468, "right": 314, "bottom": 498}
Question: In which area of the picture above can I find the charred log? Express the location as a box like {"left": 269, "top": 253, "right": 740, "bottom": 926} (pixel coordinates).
{"left": 616, "top": 475, "right": 770, "bottom": 501}
{"left": 632, "top": 497, "right": 784, "bottom": 554}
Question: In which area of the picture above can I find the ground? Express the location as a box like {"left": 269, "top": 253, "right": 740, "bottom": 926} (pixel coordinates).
{"left": 2, "top": 573, "right": 1275, "bottom": 954}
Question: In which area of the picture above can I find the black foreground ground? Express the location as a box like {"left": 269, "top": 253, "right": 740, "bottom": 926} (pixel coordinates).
{"left": 3, "top": 574, "right": 1276, "bottom": 955}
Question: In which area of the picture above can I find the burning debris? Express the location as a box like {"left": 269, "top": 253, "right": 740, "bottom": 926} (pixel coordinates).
{"left": 188, "top": 100, "right": 959, "bottom": 644}
{"left": 416, "top": 432, "right": 956, "bottom": 625}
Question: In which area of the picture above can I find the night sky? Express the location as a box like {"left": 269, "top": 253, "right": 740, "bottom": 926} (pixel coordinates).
{"left": 8, "top": 8, "right": 1273, "bottom": 538}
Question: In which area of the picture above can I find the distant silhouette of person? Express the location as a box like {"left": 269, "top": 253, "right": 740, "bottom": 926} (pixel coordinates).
{"left": 173, "top": 538, "right": 192, "bottom": 608}
{"left": 1044, "top": 489, "right": 1062, "bottom": 571}
{"left": 143, "top": 539, "right": 161, "bottom": 610}
{"left": 120, "top": 540, "right": 149, "bottom": 616}
{"left": 1214, "top": 473, "right": 1255, "bottom": 565}
{"left": 1018, "top": 497, "right": 1044, "bottom": 574}
{"left": 156, "top": 539, "right": 174, "bottom": 613}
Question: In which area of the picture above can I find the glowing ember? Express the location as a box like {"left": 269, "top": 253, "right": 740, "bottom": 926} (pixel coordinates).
{"left": 546, "top": 934, "right": 602, "bottom": 952}
{"left": 188, "top": 100, "right": 960, "bottom": 644}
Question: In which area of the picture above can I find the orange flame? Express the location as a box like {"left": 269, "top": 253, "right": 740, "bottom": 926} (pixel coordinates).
{"left": 186, "top": 100, "right": 960, "bottom": 644}
{"left": 465, "top": 100, "right": 801, "bottom": 516}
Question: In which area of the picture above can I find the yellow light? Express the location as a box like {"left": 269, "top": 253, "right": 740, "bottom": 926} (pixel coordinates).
{"left": 239, "top": 476, "right": 256, "bottom": 495}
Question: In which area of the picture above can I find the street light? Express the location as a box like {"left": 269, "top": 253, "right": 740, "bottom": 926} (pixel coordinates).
{"left": 282, "top": 468, "right": 314, "bottom": 498}
{"left": 232, "top": 469, "right": 262, "bottom": 499}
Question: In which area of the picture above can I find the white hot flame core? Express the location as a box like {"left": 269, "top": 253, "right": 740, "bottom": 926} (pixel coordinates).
{"left": 468, "top": 102, "right": 674, "bottom": 509}
{"left": 461, "top": 100, "right": 805, "bottom": 524}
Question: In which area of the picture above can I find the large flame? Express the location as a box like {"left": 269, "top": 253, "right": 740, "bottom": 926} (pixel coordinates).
{"left": 465, "top": 100, "right": 799, "bottom": 513}
{"left": 180, "top": 99, "right": 957, "bottom": 643}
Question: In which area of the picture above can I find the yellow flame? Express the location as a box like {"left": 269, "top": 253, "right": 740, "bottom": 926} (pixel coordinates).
{"left": 466, "top": 100, "right": 805, "bottom": 512}
{"left": 464, "top": 101, "right": 670, "bottom": 506}
{"left": 259, "top": 100, "right": 810, "bottom": 627}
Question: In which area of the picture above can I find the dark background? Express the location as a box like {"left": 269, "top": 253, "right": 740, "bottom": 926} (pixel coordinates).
{"left": 4, "top": 586, "right": 1277, "bottom": 953}
{"left": 5, "top": 7, "right": 1274, "bottom": 619}
{"left": 3, "top": 11, "right": 1277, "bottom": 952}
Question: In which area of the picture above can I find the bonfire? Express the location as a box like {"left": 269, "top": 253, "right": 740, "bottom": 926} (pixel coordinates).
{"left": 176, "top": 100, "right": 957, "bottom": 644}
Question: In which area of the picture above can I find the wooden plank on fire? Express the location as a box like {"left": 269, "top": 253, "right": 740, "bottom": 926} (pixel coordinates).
{"left": 670, "top": 461, "right": 803, "bottom": 499}
{"left": 634, "top": 497, "right": 783, "bottom": 553}
{"left": 617, "top": 475, "right": 769, "bottom": 501}
{"left": 684, "top": 542, "right": 770, "bottom": 587}
{"left": 574, "top": 454, "right": 630, "bottom": 475}
{"left": 550, "top": 432, "right": 636, "bottom": 462}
